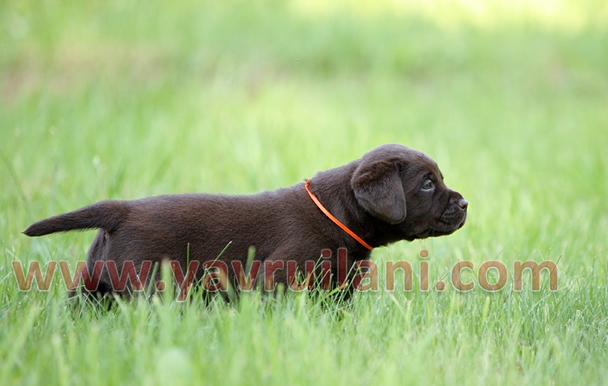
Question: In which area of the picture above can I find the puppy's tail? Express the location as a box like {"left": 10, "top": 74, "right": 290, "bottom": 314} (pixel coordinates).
{"left": 24, "top": 200, "right": 129, "bottom": 237}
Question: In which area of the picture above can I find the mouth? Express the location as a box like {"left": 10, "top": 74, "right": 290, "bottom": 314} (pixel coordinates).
{"left": 414, "top": 211, "right": 467, "bottom": 240}
{"left": 440, "top": 205, "right": 467, "bottom": 226}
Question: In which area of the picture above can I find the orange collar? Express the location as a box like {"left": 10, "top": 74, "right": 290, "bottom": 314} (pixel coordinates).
{"left": 304, "top": 179, "right": 374, "bottom": 251}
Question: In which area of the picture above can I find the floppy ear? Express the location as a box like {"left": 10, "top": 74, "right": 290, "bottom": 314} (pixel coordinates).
{"left": 351, "top": 160, "right": 407, "bottom": 224}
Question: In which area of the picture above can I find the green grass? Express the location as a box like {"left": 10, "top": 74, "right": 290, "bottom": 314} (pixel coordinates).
{"left": 1, "top": 0, "right": 608, "bottom": 384}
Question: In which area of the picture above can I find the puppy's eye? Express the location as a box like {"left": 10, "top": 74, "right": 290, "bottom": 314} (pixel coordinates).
{"left": 421, "top": 180, "right": 435, "bottom": 191}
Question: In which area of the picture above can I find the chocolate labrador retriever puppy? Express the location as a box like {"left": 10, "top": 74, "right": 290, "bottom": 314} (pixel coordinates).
{"left": 24, "top": 144, "right": 467, "bottom": 298}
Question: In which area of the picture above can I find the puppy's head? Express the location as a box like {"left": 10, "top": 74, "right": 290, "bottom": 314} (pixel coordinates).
{"left": 351, "top": 144, "right": 467, "bottom": 241}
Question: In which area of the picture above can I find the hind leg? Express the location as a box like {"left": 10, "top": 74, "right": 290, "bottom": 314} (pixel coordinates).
{"left": 68, "top": 230, "right": 114, "bottom": 300}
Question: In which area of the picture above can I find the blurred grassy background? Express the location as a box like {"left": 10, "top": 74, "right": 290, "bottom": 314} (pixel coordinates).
{"left": 2, "top": 0, "right": 607, "bottom": 267}
{"left": 1, "top": 0, "right": 608, "bottom": 384}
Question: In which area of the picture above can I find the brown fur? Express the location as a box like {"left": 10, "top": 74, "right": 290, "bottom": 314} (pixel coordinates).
{"left": 24, "top": 144, "right": 467, "bottom": 298}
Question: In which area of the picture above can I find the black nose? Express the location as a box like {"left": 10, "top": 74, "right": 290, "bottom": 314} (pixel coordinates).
{"left": 458, "top": 199, "right": 468, "bottom": 210}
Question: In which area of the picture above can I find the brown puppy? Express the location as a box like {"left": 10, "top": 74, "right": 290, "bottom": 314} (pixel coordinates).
{"left": 24, "top": 144, "right": 467, "bottom": 298}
